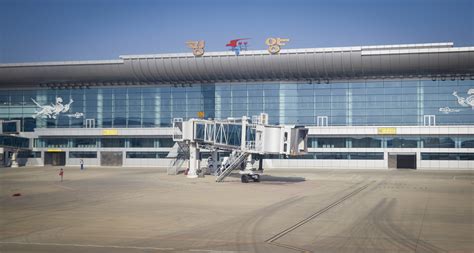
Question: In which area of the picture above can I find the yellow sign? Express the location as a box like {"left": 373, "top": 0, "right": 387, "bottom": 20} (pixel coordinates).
{"left": 102, "top": 129, "right": 118, "bottom": 136}
{"left": 197, "top": 111, "right": 205, "bottom": 118}
{"left": 265, "top": 37, "right": 290, "bottom": 54}
{"left": 47, "top": 149, "right": 63, "bottom": 152}
{"left": 186, "top": 40, "right": 205, "bottom": 56}
{"left": 378, "top": 128, "right": 397, "bottom": 135}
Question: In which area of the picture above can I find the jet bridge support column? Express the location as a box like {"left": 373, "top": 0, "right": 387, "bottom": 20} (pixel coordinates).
{"left": 187, "top": 143, "right": 199, "bottom": 178}
{"left": 244, "top": 154, "right": 254, "bottom": 171}
{"left": 11, "top": 150, "right": 19, "bottom": 168}
{"left": 210, "top": 149, "right": 218, "bottom": 174}
{"left": 241, "top": 116, "right": 247, "bottom": 150}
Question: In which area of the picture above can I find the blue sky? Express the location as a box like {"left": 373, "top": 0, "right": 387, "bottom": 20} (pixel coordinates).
{"left": 0, "top": 0, "right": 472, "bottom": 63}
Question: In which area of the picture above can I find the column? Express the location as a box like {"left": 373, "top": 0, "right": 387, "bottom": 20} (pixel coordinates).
{"left": 187, "top": 142, "right": 199, "bottom": 178}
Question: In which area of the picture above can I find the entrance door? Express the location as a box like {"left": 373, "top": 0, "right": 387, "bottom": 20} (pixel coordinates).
{"left": 100, "top": 152, "right": 123, "bottom": 166}
{"left": 85, "top": 119, "right": 95, "bottom": 128}
{"left": 423, "top": 115, "right": 436, "bottom": 126}
{"left": 44, "top": 152, "right": 66, "bottom": 166}
{"left": 396, "top": 155, "right": 416, "bottom": 169}
{"left": 317, "top": 116, "right": 328, "bottom": 127}
{"left": 388, "top": 153, "right": 417, "bottom": 169}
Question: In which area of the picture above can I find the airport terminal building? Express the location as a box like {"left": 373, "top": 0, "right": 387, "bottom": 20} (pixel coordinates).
{"left": 0, "top": 41, "right": 473, "bottom": 169}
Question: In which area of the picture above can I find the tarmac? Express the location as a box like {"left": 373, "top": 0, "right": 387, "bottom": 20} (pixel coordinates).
{"left": 0, "top": 166, "right": 473, "bottom": 253}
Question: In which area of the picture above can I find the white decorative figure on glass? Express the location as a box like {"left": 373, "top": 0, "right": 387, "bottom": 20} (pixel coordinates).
{"left": 452, "top": 89, "right": 474, "bottom": 109}
{"left": 31, "top": 96, "right": 75, "bottom": 119}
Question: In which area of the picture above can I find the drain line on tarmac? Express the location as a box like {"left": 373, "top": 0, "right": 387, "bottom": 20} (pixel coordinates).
{"left": 265, "top": 181, "right": 373, "bottom": 252}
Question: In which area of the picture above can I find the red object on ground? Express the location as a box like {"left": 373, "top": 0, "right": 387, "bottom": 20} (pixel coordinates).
{"left": 12, "top": 193, "right": 21, "bottom": 197}
{"left": 184, "top": 168, "right": 189, "bottom": 175}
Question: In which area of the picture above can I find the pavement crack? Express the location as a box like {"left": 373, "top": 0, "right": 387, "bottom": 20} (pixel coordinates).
{"left": 265, "top": 181, "right": 373, "bottom": 252}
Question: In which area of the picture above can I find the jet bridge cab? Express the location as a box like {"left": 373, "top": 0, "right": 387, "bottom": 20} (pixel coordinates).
{"left": 256, "top": 124, "right": 308, "bottom": 156}
{"left": 171, "top": 114, "right": 308, "bottom": 183}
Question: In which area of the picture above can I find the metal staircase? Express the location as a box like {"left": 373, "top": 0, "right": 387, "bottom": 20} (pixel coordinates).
{"left": 215, "top": 151, "right": 249, "bottom": 182}
{"left": 167, "top": 141, "right": 189, "bottom": 175}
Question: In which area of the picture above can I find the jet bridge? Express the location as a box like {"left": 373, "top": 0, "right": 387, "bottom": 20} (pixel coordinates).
{"left": 171, "top": 114, "right": 308, "bottom": 182}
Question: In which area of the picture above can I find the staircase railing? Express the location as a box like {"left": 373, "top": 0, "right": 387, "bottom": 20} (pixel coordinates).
{"left": 167, "top": 141, "right": 190, "bottom": 175}
{"left": 215, "top": 152, "right": 249, "bottom": 182}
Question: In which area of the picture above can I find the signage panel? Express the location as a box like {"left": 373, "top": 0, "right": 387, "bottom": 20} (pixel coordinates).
{"left": 102, "top": 129, "right": 118, "bottom": 136}
{"left": 377, "top": 127, "right": 397, "bottom": 135}
{"left": 47, "top": 149, "right": 63, "bottom": 152}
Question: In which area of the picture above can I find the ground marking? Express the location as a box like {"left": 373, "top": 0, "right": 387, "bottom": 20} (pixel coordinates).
{"left": 53, "top": 183, "right": 76, "bottom": 190}
{"left": 189, "top": 250, "right": 246, "bottom": 253}
{"left": 265, "top": 181, "right": 373, "bottom": 252}
{"left": 0, "top": 241, "right": 174, "bottom": 251}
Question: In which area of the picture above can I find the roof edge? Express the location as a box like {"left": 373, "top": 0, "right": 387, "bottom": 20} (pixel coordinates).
{"left": 0, "top": 41, "right": 459, "bottom": 67}
{"left": 0, "top": 59, "right": 124, "bottom": 68}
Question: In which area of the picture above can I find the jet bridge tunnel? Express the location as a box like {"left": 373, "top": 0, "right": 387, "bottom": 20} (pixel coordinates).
{"left": 172, "top": 115, "right": 308, "bottom": 179}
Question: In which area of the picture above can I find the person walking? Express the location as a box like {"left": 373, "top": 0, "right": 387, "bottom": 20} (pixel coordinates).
{"left": 80, "top": 159, "right": 84, "bottom": 170}
{"left": 59, "top": 168, "right": 64, "bottom": 182}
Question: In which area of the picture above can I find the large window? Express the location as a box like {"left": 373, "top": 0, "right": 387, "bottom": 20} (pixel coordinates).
{"left": 1, "top": 79, "right": 474, "bottom": 131}
{"left": 386, "top": 137, "right": 418, "bottom": 148}
{"left": 72, "top": 138, "right": 96, "bottom": 148}
{"left": 307, "top": 138, "right": 317, "bottom": 148}
{"left": 129, "top": 138, "right": 155, "bottom": 148}
{"left": 460, "top": 137, "right": 474, "bottom": 148}
{"left": 421, "top": 153, "right": 474, "bottom": 160}
{"left": 349, "top": 152, "right": 384, "bottom": 160}
{"left": 316, "top": 138, "right": 346, "bottom": 148}
{"left": 351, "top": 137, "right": 382, "bottom": 148}
{"left": 309, "top": 137, "right": 383, "bottom": 148}
{"left": 2, "top": 121, "right": 18, "bottom": 133}
{"left": 0, "top": 135, "right": 29, "bottom": 148}
{"left": 126, "top": 152, "right": 169, "bottom": 159}
{"left": 158, "top": 138, "right": 174, "bottom": 147}
{"left": 101, "top": 138, "right": 125, "bottom": 148}
{"left": 69, "top": 151, "right": 97, "bottom": 158}
{"left": 422, "top": 137, "right": 455, "bottom": 148}
{"left": 17, "top": 151, "right": 41, "bottom": 158}
{"left": 311, "top": 152, "right": 384, "bottom": 160}
{"left": 39, "top": 138, "right": 68, "bottom": 148}
{"left": 313, "top": 152, "right": 348, "bottom": 159}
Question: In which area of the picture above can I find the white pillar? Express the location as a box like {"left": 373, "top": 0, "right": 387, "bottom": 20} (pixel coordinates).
{"left": 187, "top": 142, "right": 199, "bottom": 178}
{"left": 211, "top": 150, "right": 218, "bottom": 163}
{"left": 11, "top": 151, "right": 19, "bottom": 168}
{"left": 241, "top": 116, "right": 247, "bottom": 150}
{"left": 245, "top": 154, "right": 253, "bottom": 171}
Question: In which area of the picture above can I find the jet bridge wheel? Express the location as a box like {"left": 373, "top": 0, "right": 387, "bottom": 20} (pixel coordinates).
{"left": 241, "top": 175, "right": 249, "bottom": 183}
{"left": 252, "top": 174, "right": 260, "bottom": 182}
{"left": 241, "top": 174, "right": 260, "bottom": 183}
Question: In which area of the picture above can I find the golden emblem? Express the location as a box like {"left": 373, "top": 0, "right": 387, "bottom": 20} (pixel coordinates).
{"left": 265, "top": 37, "right": 289, "bottom": 54}
{"left": 186, "top": 40, "right": 205, "bottom": 56}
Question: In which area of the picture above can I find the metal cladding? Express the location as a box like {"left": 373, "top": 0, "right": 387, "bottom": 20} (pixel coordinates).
{"left": 1, "top": 42, "right": 474, "bottom": 86}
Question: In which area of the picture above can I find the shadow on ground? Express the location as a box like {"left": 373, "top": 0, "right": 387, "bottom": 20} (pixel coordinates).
{"left": 260, "top": 174, "right": 306, "bottom": 183}
{"left": 227, "top": 173, "right": 306, "bottom": 184}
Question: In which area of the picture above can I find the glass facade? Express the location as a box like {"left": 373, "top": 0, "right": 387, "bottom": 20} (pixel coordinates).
{"left": 126, "top": 152, "right": 169, "bottom": 159}
{"left": 1, "top": 79, "right": 473, "bottom": 131}
{"left": 421, "top": 137, "right": 455, "bottom": 148}
{"left": 17, "top": 150, "right": 41, "bottom": 158}
{"left": 69, "top": 151, "right": 97, "bottom": 158}
{"left": 34, "top": 137, "right": 173, "bottom": 149}
{"left": 421, "top": 153, "right": 474, "bottom": 160}
{"left": 0, "top": 135, "right": 29, "bottom": 148}
{"left": 282, "top": 152, "right": 384, "bottom": 160}
{"left": 2, "top": 121, "right": 18, "bottom": 133}
{"left": 72, "top": 138, "right": 97, "bottom": 148}
{"left": 308, "top": 136, "right": 474, "bottom": 149}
